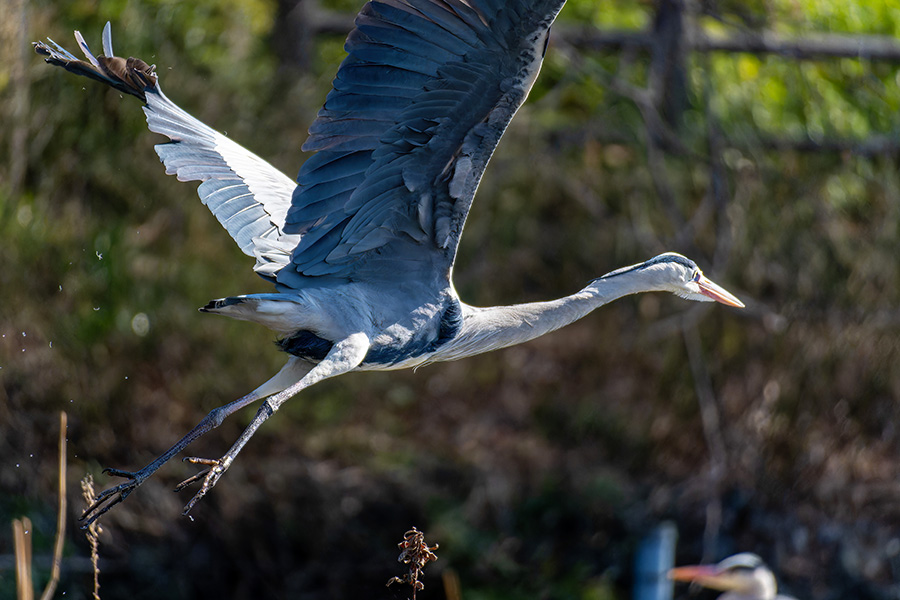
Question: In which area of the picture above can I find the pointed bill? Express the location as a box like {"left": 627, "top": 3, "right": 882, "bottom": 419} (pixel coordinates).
{"left": 668, "top": 565, "right": 745, "bottom": 592}
{"left": 668, "top": 565, "right": 719, "bottom": 582}
{"left": 696, "top": 274, "right": 745, "bottom": 308}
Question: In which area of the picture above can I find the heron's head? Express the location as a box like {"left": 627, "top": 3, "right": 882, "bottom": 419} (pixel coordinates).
{"left": 669, "top": 553, "right": 778, "bottom": 599}
{"left": 600, "top": 252, "right": 745, "bottom": 307}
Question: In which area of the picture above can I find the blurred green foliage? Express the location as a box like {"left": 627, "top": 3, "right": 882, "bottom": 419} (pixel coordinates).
{"left": 3, "top": 0, "right": 900, "bottom": 599}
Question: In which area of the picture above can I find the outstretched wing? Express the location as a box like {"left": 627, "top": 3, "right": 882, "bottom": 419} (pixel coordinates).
{"left": 36, "top": 0, "right": 568, "bottom": 290}
{"left": 34, "top": 23, "right": 296, "bottom": 281}
{"left": 277, "top": 0, "right": 566, "bottom": 289}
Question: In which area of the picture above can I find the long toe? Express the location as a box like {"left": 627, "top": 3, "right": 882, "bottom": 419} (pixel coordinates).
{"left": 182, "top": 481, "right": 215, "bottom": 516}
{"left": 179, "top": 459, "right": 228, "bottom": 515}
{"left": 173, "top": 467, "right": 212, "bottom": 492}
{"left": 80, "top": 479, "right": 139, "bottom": 526}
{"left": 101, "top": 467, "right": 140, "bottom": 478}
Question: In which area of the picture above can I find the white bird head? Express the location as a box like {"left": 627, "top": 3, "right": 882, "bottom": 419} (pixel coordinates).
{"left": 669, "top": 553, "right": 783, "bottom": 600}
{"left": 598, "top": 252, "right": 745, "bottom": 308}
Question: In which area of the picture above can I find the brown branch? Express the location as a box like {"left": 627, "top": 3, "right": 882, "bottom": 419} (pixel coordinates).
{"left": 307, "top": 6, "right": 900, "bottom": 62}
{"left": 753, "top": 134, "right": 900, "bottom": 156}
{"left": 307, "top": 6, "right": 356, "bottom": 36}
{"left": 556, "top": 25, "right": 900, "bottom": 62}
{"left": 695, "top": 30, "right": 900, "bottom": 61}
{"left": 548, "top": 125, "right": 900, "bottom": 159}
{"left": 682, "top": 324, "right": 727, "bottom": 566}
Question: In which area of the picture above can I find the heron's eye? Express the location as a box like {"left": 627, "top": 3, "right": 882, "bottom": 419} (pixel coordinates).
{"left": 691, "top": 271, "right": 702, "bottom": 282}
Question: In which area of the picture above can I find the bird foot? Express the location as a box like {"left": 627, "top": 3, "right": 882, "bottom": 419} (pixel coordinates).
{"left": 175, "top": 456, "right": 230, "bottom": 515}
{"left": 80, "top": 467, "right": 148, "bottom": 527}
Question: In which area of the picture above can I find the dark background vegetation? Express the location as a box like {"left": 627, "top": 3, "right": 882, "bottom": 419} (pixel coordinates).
{"left": 3, "top": 0, "right": 900, "bottom": 598}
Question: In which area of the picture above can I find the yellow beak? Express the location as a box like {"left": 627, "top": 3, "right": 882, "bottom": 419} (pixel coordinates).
{"left": 696, "top": 274, "right": 745, "bottom": 308}
{"left": 668, "top": 565, "right": 746, "bottom": 592}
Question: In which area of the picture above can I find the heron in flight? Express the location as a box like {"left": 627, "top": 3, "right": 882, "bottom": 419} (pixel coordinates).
{"left": 669, "top": 553, "right": 796, "bottom": 600}
{"left": 35, "top": 0, "right": 743, "bottom": 526}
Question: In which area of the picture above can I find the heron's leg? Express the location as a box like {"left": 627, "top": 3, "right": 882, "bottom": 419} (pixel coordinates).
{"left": 177, "top": 333, "right": 370, "bottom": 515}
{"left": 80, "top": 358, "right": 311, "bottom": 526}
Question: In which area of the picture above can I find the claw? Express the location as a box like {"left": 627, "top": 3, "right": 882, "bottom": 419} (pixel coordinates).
{"left": 176, "top": 456, "right": 229, "bottom": 515}
{"left": 79, "top": 469, "right": 146, "bottom": 527}
{"left": 172, "top": 467, "right": 211, "bottom": 492}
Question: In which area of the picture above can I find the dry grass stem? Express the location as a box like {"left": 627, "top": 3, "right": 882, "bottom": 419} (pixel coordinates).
{"left": 386, "top": 527, "right": 439, "bottom": 600}
{"left": 39, "top": 411, "right": 67, "bottom": 600}
{"left": 81, "top": 475, "right": 103, "bottom": 600}
{"left": 441, "top": 568, "right": 462, "bottom": 600}
{"left": 13, "top": 516, "right": 33, "bottom": 600}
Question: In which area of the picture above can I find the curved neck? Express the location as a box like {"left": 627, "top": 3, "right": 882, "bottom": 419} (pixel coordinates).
{"left": 435, "top": 272, "right": 657, "bottom": 362}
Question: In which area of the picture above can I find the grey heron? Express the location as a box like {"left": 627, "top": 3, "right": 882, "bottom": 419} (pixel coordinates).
{"left": 34, "top": 0, "right": 744, "bottom": 526}
{"left": 669, "top": 553, "right": 796, "bottom": 600}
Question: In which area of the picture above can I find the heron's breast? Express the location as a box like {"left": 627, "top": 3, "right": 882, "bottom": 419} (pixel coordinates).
{"left": 276, "top": 297, "right": 463, "bottom": 369}
{"left": 362, "top": 297, "right": 462, "bottom": 368}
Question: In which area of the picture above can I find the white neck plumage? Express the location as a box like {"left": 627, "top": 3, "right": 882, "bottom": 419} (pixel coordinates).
{"left": 434, "top": 265, "right": 671, "bottom": 363}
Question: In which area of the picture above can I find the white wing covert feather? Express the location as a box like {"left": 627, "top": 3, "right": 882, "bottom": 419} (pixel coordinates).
{"left": 34, "top": 23, "right": 297, "bottom": 280}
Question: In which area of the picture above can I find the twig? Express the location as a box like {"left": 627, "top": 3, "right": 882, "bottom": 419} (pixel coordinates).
{"left": 81, "top": 476, "right": 103, "bottom": 600}
{"left": 555, "top": 23, "right": 900, "bottom": 62}
{"left": 306, "top": 8, "right": 900, "bottom": 62}
{"left": 39, "top": 411, "right": 67, "bottom": 600}
{"left": 682, "top": 324, "right": 727, "bottom": 565}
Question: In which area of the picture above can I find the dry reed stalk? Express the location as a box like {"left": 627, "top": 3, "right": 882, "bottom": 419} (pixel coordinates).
{"left": 38, "top": 411, "right": 68, "bottom": 600}
{"left": 442, "top": 568, "right": 462, "bottom": 600}
{"left": 13, "top": 516, "right": 33, "bottom": 600}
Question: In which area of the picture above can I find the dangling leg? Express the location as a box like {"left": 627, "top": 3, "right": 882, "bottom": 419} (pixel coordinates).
{"left": 177, "top": 333, "right": 370, "bottom": 515}
{"left": 80, "top": 357, "right": 312, "bottom": 526}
